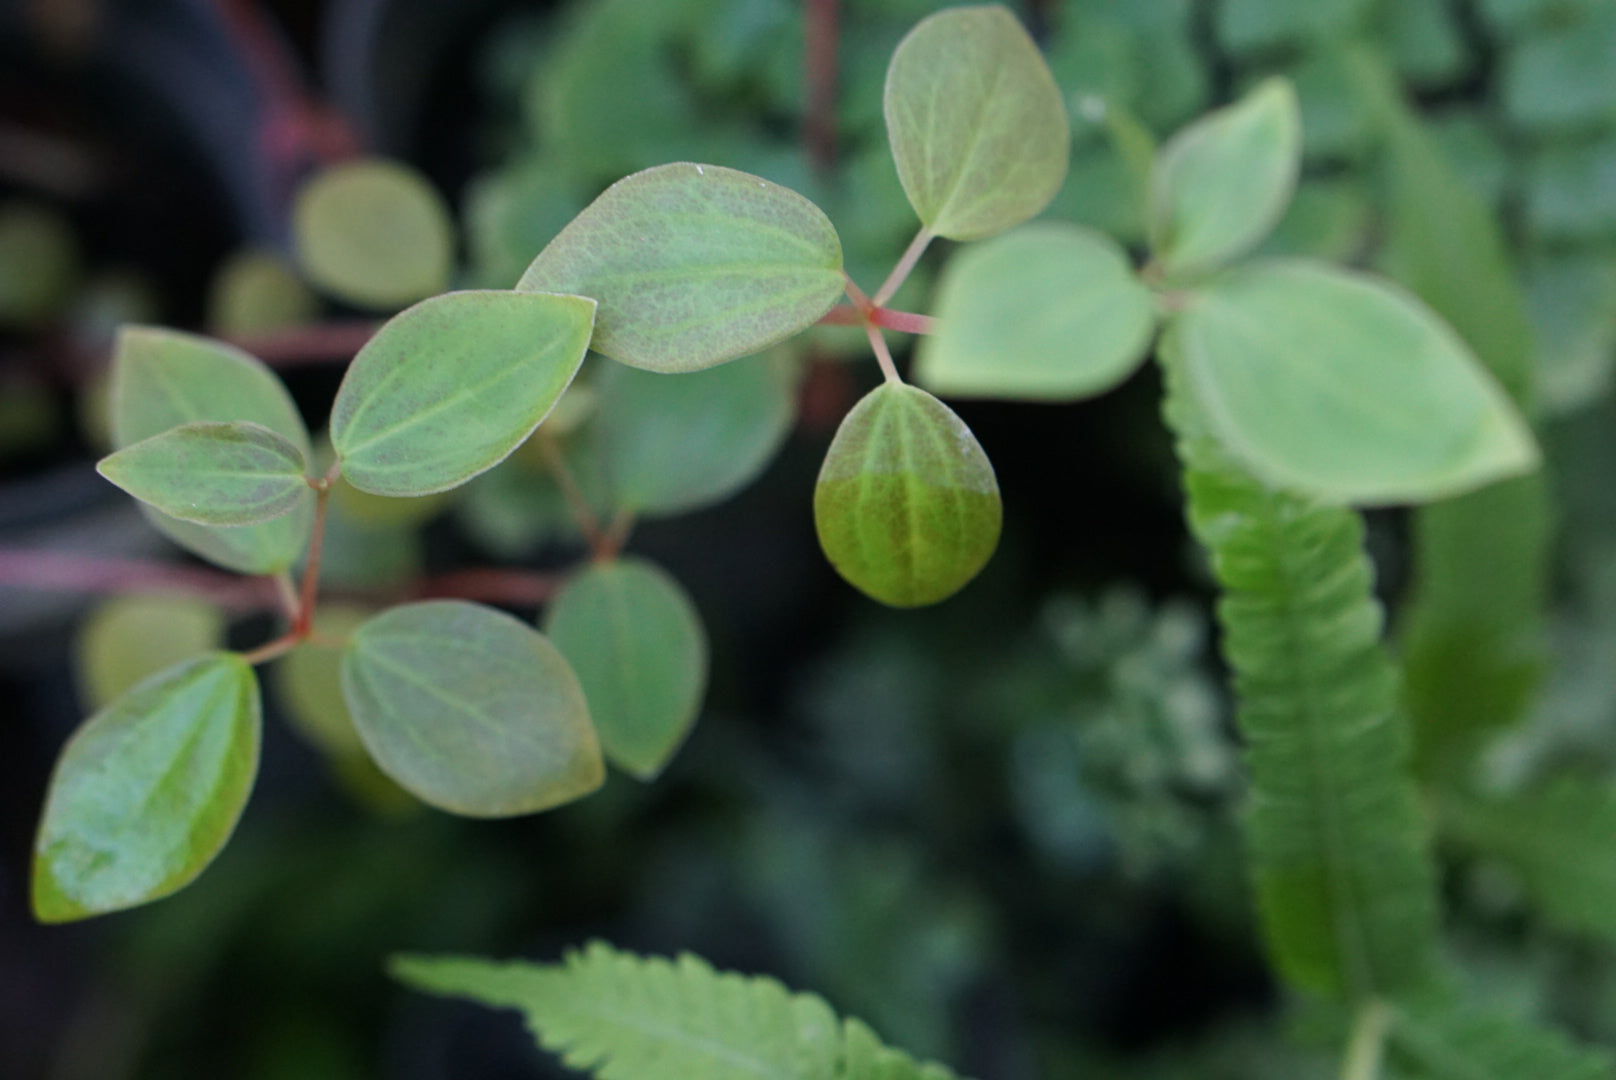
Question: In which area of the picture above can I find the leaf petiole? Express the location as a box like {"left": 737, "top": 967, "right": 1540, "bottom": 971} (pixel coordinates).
{"left": 872, "top": 226, "right": 934, "bottom": 307}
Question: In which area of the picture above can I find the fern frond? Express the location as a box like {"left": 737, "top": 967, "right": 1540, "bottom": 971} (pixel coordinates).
{"left": 392, "top": 942, "right": 964, "bottom": 1080}
{"left": 1160, "top": 344, "right": 1440, "bottom": 1001}
{"left": 1386, "top": 997, "right": 1613, "bottom": 1080}
{"left": 1443, "top": 778, "right": 1616, "bottom": 945}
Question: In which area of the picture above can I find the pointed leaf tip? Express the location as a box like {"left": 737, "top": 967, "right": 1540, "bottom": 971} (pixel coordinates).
{"left": 97, "top": 420, "right": 309, "bottom": 526}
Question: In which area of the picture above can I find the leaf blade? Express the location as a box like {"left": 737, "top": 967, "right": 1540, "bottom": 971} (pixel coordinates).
{"left": 98, "top": 421, "right": 308, "bottom": 526}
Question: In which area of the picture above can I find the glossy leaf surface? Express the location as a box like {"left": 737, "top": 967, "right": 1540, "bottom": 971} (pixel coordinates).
{"left": 292, "top": 159, "right": 454, "bottom": 309}
{"left": 519, "top": 163, "right": 842, "bottom": 372}
{"left": 1172, "top": 260, "right": 1537, "bottom": 504}
{"left": 815, "top": 384, "right": 1000, "bottom": 608}
{"left": 330, "top": 290, "right": 596, "bottom": 497}
{"left": 98, "top": 421, "right": 308, "bottom": 526}
{"left": 76, "top": 595, "right": 225, "bottom": 710}
{"left": 883, "top": 5, "right": 1068, "bottom": 240}
{"left": 546, "top": 559, "right": 707, "bottom": 780}
{"left": 341, "top": 601, "right": 603, "bottom": 817}
{"left": 916, "top": 223, "right": 1155, "bottom": 401}
{"left": 1149, "top": 79, "right": 1301, "bottom": 277}
{"left": 110, "top": 327, "right": 314, "bottom": 573}
{"left": 33, "top": 653, "right": 260, "bottom": 922}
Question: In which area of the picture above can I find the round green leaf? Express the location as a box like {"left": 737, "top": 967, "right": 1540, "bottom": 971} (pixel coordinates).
{"left": 292, "top": 159, "right": 455, "bottom": 310}
{"left": 341, "top": 601, "right": 604, "bottom": 817}
{"left": 98, "top": 421, "right": 309, "bottom": 526}
{"left": 76, "top": 595, "right": 226, "bottom": 710}
{"left": 595, "top": 352, "right": 796, "bottom": 517}
{"left": 545, "top": 558, "right": 708, "bottom": 780}
{"left": 916, "top": 223, "right": 1157, "bottom": 401}
{"left": 207, "top": 249, "right": 318, "bottom": 336}
{"left": 33, "top": 653, "right": 260, "bottom": 922}
{"left": 330, "top": 290, "right": 596, "bottom": 497}
{"left": 1172, "top": 260, "right": 1540, "bottom": 504}
{"left": 1149, "top": 78, "right": 1301, "bottom": 278}
{"left": 110, "top": 327, "right": 314, "bottom": 574}
{"left": 517, "top": 162, "right": 844, "bottom": 373}
{"left": 815, "top": 383, "right": 1002, "bottom": 607}
{"left": 883, "top": 5, "right": 1069, "bottom": 240}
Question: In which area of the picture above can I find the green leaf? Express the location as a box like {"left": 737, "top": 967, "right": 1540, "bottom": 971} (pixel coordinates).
{"left": 0, "top": 199, "right": 78, "bottom": 330}
{"left": 915, "top": 223, "right": 1156, "bottom": 401}
{"left": 1149, "top": 78, "right": 1301, "bottom": 278}
{"left": 545, "top": 558, "right": 708, "bottom": 780}
{"left": 1387, "top": 997, "right": 1613, "bottom": 1080}
{"left": 75, "top": 595, "right": 225, "bottom": 710}
{"left": 595, "top": 352, "right": 796, "bottom": 516}
{"left": 1160, "top": 355, "right": 1441, "bottom": 1000}
{"left": 1172, "top": 260, "right": 1538, "bottom": 505}
{"left": 391, "top": 942, "right": 967, "bottom": 1080}
{"left": 110, "top": 326, "right": 314, "bottom": 574}
{"left": 341, "top": 600, "right": 603, "bottom": 817}
{"left": 292, "top": 158, "right": 454, "bottom": 310}
{"left": 815, "top": 384, "right": 1001, "bottom": 608}
{"left": 1524, "top": 135, "right": 1616, "bottom": 245}
{"left": 1386, "top": 0, "right": 1469, "bottom": 88}
{"left": 1215, "top": 0, "right": 1370, "bottom": 56}
{"left": 1525, "top": 252, "right": 1616, "bottom": 415}
{"left": 518, "top": 163, "right": 843, "bottom": 373}
{"left": 1501, "top": 10, "right": 1616, "bottom": 135}
{"left": 97, "top": 421, "right": 309, "bottom": 526}
{"left": 206, "top": 249, "right": 317, "bottom": 336}
{"left": 330, "top": 290, "right": 596, "bottom": 497}
{"left": 882, "top": 5, "right": 1068, "bottom": 240}
{"left": 32, "top": 653, "right": 260, "bottom": 922}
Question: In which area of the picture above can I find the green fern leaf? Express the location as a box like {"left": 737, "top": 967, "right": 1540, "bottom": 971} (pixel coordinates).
{"left": 1160, "top": 341, "right": 1440, "bottom": 1001}
{"left": 392, "top": 942, "right": 964, "bottom": 1080}
{"left": 1387, "top": 997, "right": 1613, "bottom": 1080}
{"left": 1443, "top": 779, "right": 1616, "bottom": 945}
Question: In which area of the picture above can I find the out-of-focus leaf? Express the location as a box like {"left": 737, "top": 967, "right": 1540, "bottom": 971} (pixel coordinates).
{"left": 0, "top": 199, "right": 78, "bottom": 329}
{"left": 1524, "top": 136, "right": 1616, "bottom": 245}
{"left": 1387, "top": 996, "right": 1612, "bottom": 1080}
{"left": 1215, "top": 0, "right": 1371, "bottom": 57}
{"left": 1259, "top": 177, "right": 1370, "bottom": 260}
{"left": 1501, "top": 10, "right": 1616, "bottom": 134}
{"left": 1524, "top": 252, "right": 1616, "bottom": 415}
{"left": 206, "top": 249, "right": 318, "bottom": 336}
{"left": 76, "top": 595, "right": 225, "bottom": 710}
{"left": 463, "top": 161, "right": 586, "bottom": 288}
{"left": 1385, "top": 0, "right": 1469, "bottom": 88}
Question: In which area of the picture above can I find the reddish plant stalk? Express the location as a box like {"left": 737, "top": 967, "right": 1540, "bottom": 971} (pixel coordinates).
{"left": 804, "top": 0, "right": 841, "bottom": 176}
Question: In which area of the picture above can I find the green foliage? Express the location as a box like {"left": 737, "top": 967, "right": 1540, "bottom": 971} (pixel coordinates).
{"left": 33, "top": 653, "right": 260, "bottom": 922}
{"left": 340, "top": 601, "right": 603, "bottom": 817}
{"left": 75, "top": 595, "right": 225, "bottom": 710}
{"left": 1500, "top": 9, "right": 1616, "bottom": 134}
{"left": 815, "top": 384, "right": 1001, "bottom": 608}
{"left": 1386, "top": 997, "right": 1614, "bottom": 1080}
{"left": 206, "top": 250, "right": 317, "bottom": 336}
{"left": 97, "top": 421, "right": 310, "bottom": 526}
{"left": 0, "top": 198, "right": 79, "bottom": 329}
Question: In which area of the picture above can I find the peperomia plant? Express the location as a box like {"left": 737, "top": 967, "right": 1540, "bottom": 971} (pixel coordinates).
{"left": 28, "top": 4, "right": 1616, "bottom": 1078}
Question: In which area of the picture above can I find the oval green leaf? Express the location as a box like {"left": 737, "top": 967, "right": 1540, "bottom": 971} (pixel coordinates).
{"left": 292, "top": 158, "right": 455, "bottom": 310}
{"left": 341, "top": 601, "right": 604, "bottom": 817}
{"left": 97, "top": 421, "right": 308, "bottom": 526}
{"left": 916, "top": 223, "right": 1157, "bottom": 401}
{"left": 1149, "top": 78, "right": 1302, "bottom": 277}
{"left": 76, "top": 595, "right": 225, "bottom": 710}
{"left": 595, "top": 352, "right": 796, "bottom": 517}
{"left": 545, "top": 558, "right": 708, "bottom": 780}
{"left": 330, "top": 290, "right": 596, "bottom": 497}
{"left": 33, "top": 652, "right": 260, "bottom": 922}
{"left": 815, "top": 383, "right": 1002, "bottom": 607}
{"left": 207, "top": 248, "right": 318, "bottom": 336}
{"left": 1172, "top": 260, "right": 1540, "bottom": 504}
{"left": 110, "top": 327, "right": 314, "bottom": 573}
{"left": 517, "top": 163, "right": 843, "bottom": 373}
{"left": 883, "top": 5, "right": 1069, "bottom": 241}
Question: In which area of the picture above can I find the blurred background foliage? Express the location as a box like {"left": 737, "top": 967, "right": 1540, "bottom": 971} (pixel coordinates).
{"left": 5, "top": 0, "right": 1616, "bottom": 1077}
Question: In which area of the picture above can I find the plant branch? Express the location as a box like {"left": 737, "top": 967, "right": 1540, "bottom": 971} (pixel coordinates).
{"left": 413, "top": 568, "right": 563, "bottom": 607}
{"left": 0, "top": 550, "right": 280, "bottom": 610}
{"left": 226, "top": 320, "right": 378, "bottom": 368}
{"left": 536, "top": 433, "right": 607, "bottom": 550}
{"left": 804, "top": 0, "right": 840, "bottom": 175}
{"left": 1341, "top": 1000, "right": 1392, "bottom": 1080}
{"left": 818, "top": 305, "right": 936, "bottom": 335}
{"left": 872, "top": 227, "right": 934, "bottom": 307}
{"left": 291, "top": 468, "right": 339, "bottom": 637}
{"left": 240, "top": 632, "right": 301, "bottom": 666}
{"left": 864, "top": 321, "right": 902, "bottom": 385}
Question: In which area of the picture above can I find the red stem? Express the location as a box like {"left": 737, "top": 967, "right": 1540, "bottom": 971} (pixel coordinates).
{"left": 413, "top": 569, "right": 562, "bottom": 607}
{"left": 818, "top": 305, "right": 936, "bottom": 335}
{"left": 804, "top": 0, "right": 840, "bottom": 175}
{"left": 226, "top": 321, "right": 377, "bottom": 368}
{"left": 0, "top": 550, "right": 280, "bottom": 610}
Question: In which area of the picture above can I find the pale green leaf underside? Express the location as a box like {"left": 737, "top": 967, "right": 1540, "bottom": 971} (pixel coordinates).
{"left": 1387, "top": 997, "right": 1613, "bottom": 1080}
{"left": 519, "top": 163, "right": 843, "bottom": 372}
{"left": 1162, "top": 354, "right": 1440, "bottom": 1000}
{"left": 815, "top": 383, "right": 1001, "bottom": 608}
{"left": 98, "top": 420, "right": 308, "bottom": 526}
{"left": 330, "top": 290, "right": 596, "bottom": 497}
{"left": 341, "top": 600, "right": 603, "bottom": 817}
{"left": 916, "top": 222, "right": 1156, "bottom": 400}
{"left": 884, "top": 5, "right": 1069, "bottom": 240}
{"left": 33, "top": 652, "right": 259, "bottom": 922}
{"left": 391, "top": 942, "right": 965, "bottom": 1080}
{"left": 545, "top": 558, "right": 708, "bottom": 780}
{"left": 1150, "top": 78, "right": 1302, "bottom": 277}
{"left": 110, "top": 326, "right": 314, "bottom": 573}
{"left": 1174, "top": 260, "right": 1538, "bottom": 506}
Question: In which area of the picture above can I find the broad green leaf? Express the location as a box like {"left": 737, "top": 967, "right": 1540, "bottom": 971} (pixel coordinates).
{"left": 33, "top": 653, "right": 260, "bottom": 922}
{"left": 1215, "top": 0, "right": 1370, "bottom": 56}
{"left": 545, "top": 558, "right": 708, "bottom": 780}
{"left": 76, "top": 595, "right": 225, "bottom": 710}
{"left": 330, "top": 290, "right": 596, "bottom": 497}
{"left": 1172, "top": 260, "right": 1538, "bottom": 505}
{"left": 341, "top": 601, "right": 603, "bottom": 817}
{"left": 1501, "top": 10, "right": 1616, "bottom": 134}
{"left": 595, "top": 352, "right": 796, "bottom": 516}
{"left": 839, "top": 1017, "right": 960, "bottom": 1080}
{"left": 915, "top": 223, "right": 1155, "bottom": 401}
{"left": 0, "top": 199, "right": 78, "bottom": 330}
{"left": 1161, "top": 355, "right": 1440, "bottom": 1000}
{"left": 98, "top": 421, "right": 308, "bottom": 526}
{"left": 206, "top": 249, "right": 317, "bottom": 336}
{"left": 518, "top": 163, "right": 842, "bottom": 373}
{"left": 1283, "top": 48, "right": 1376, "bottom": 163}
{"left": 292, "top": 158, "right": 454, "bottom": 310}
{"left": 1387, "top": 997, "right": 1612, "bottom": 1080}
{"left": 110, "top": 326, "right": 314, "bottom": 573}
{"left": 883, "top": 5, "right": 1068, "bottom": 240}
{"left": 815, "top": 384, "right": 1001, "bottom": 608}
{"left": 1149, "top": 79, "right": 1301, "bottom": 278}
